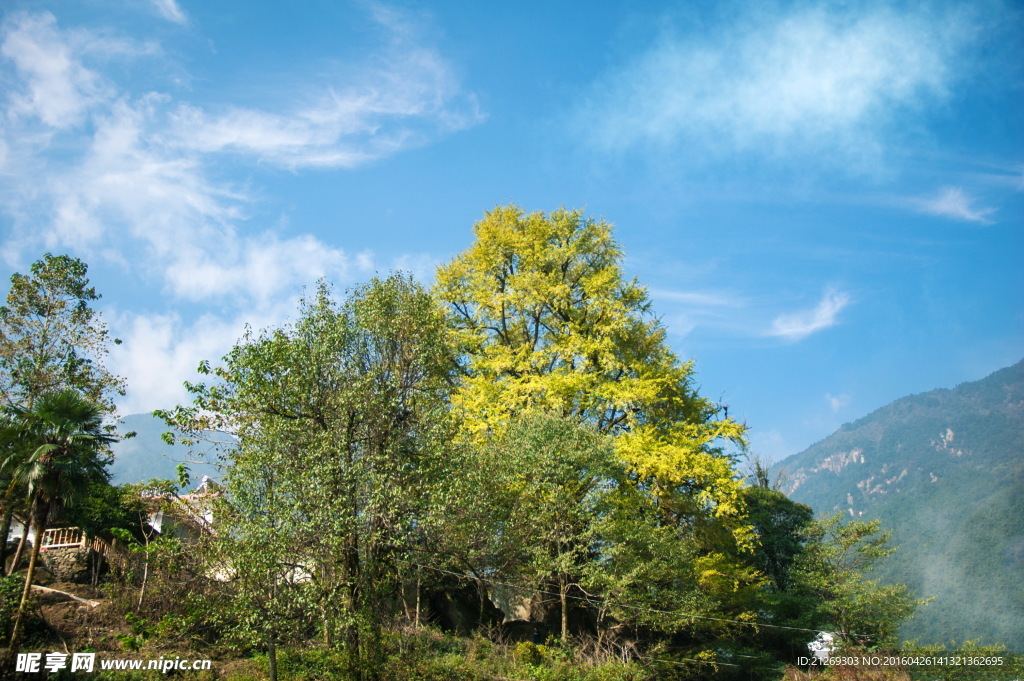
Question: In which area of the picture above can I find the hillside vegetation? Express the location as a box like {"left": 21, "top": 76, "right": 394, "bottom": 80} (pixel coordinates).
{"left": 776, "top": 360, "right": 1024, "bottom": 649}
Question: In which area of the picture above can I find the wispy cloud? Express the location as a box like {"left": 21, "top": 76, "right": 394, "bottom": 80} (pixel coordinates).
{"left": 0, "top": 12, "right": 106, "bottom": 128}
{"left": 165, "top": 32, "right": 483, "bottom": 168}
{"left": 0, "top": 6, "right": 479, "bottom": 411}
{"left": 825, "top": 392, "right": 851, "bottom": 412}
{"left": 648, "top": 287, "right": 744, "bottom": 308}
{"left": 769, "top": 287, "right": 850, "bottom": 341}
{"left": 149, "top": 0, "right": 187, "bottom": 25}
{"left": 574, "top": 3, "right": 976, "bottom": 169}
{"left": 648, "top": 287, "right": 746, "bottom": 338}
{"left": 0, "top": 7, "right": 480, "bottom": 289}
{"left": 914, "top": 186, "right": 996, "bottom": 223}
{"left": 151, "top": 0, "right": 187, "bottom": 25}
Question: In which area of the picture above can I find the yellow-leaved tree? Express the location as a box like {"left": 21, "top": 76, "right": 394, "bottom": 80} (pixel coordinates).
{"left": 435, "top": 205, "right": 760, "bottom": 639}
{"left": 436, "top": 205, "right": 746, "bottom": 523}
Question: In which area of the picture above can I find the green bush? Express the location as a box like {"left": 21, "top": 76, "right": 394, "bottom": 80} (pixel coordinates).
{"left": 272, "top": 647, "right": 349, "bottom": 681}
{"left": 0, "top": 573, "right": 46, "bottom": 644}
{"left": 0, "top": 573, "right": 22, "bottom": 640}
{"left": 515, "top": 640, "right": 550, "bottom": 666}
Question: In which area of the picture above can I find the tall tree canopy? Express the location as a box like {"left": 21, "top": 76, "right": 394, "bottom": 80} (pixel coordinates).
{"left": 164, "top": 274, "right": 459, "bottom": 681}
{"left": 0, "top": 254, "right": 125, "bottom": 585}
{"left": 0, "top": 253, "right": 125, "bottom": 413}
{"left": 435, "top": 205, "right": 748, "bottom": 534}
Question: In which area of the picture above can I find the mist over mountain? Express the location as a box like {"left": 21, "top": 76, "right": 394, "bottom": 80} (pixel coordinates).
{"left": 774, "top": 359, "right": 1024, "bottom": 649}
{"left": 109, "top": 413, "right": 222, "bottom": 487}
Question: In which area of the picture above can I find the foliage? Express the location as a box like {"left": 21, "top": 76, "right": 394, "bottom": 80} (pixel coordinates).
{"left": 436, "top": 206, "right": 749, "bottom": 543}
{"left": 793, "top": 513, "right": 921, "bottom": 649}
{"left": 62, "top": 480, "right": 138, "bottom": 541}
{"left": 901, "top": 641, "right": 1024, "bottom": 681}
{"left": 434, "top": 205, "right": 758, "bottom": 647}
{"left": 0, "top": 574, "right": 22, "bottom": 640}
{"left": 489, "top": 412, "right": 620, "bottom": 639}
{"left": 742, "top": 484, "right": 814, "bottom": 593}
{"left": 3, "top": 390, "right": 116, "bottom": 520}
{"left": 163, "top": 274, "right": 459, "bottom": 680}
{"left": 0, "top": 574, "right": 45, "bottom": 648}
{"left": 0, "top": 253, "right": 125, "bottom": 413}
{"left": 380, "top": 625, "right": 652, "bottom": 681}
{"left": 2, "top": 388, "right": 117, "bottom": 654}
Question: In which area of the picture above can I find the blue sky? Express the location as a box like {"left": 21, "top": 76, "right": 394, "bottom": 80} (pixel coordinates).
{"left": 1, "top": 0, "right": 1021, "bottom": 462}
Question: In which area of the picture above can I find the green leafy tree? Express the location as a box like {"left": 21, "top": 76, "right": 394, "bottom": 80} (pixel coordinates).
{"left": 201, "top": 451, "right": 322, "bottom": 681}
{"left": 0, "top": 253, "right": 125, "bottom": 411}
{"left": 793, "top": 513, "right": 922, "bottom": 649}
{"left": 582, "top": 485, "right": 763, "bottom": 646}
{"left": 723, "top": 475, "right": 817, "bottom": 668}
{"left": 491, "top": 412, "right": 619, "bottom": 641}
{"left": 164, "top": 274, "right": 458, "bottom": 681}
{"left": 742, "top": 484, "right": 814, "bottom": 594}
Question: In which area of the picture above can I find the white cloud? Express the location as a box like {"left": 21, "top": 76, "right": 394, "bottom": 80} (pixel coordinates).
{"left": 151, "top": 0, "right": 187, "bottom": 25}
{"left": 112, "top": 311, "right": 243, "bottom": 414}
{"left": 0, "top": 12, "right": 105, "bottom": 129}
{"left": 0, "top": 8, "right": 478, "bottom": 300}
{"left": 825, "top": 392, "right": 851, "bottom": 412}
{"left": 769, "top": 287, "right": 850, "bottom": 341}
{"left": 161, "top": 12, "right": 482, "bottom": 169}
{"left": 0, "top": 6, "right": 474, "bottom": 412}
{"left": 649, "top": 287, "right": 746, "bottom": 338}
{"left": 167, "top": 235, "right": 376, "bottom": 303}
{"left": 575, "top": 3, "right": 974, "bottom": 167}
{"left": 915, "top": 186, "right": 995, "bottom": 223}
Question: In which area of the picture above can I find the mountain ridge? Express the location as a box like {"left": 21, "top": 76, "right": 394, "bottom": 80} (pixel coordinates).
{"left": 773, "top": 358, "right": 1024, "bottom": 649}
{"left": 108, "top": 413, "right": 221, "bottom": 487}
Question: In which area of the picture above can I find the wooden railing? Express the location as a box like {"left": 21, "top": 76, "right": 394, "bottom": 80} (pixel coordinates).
{"left": 41, "top": 527, "right": 84, "bottom": 550}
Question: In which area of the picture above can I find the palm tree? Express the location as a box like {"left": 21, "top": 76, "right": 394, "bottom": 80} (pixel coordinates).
{"left": 4, "top": 389, "right": 116, "bottom": 652}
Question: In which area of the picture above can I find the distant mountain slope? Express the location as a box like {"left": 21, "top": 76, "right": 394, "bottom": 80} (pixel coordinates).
{"left": 109, "top": 413, "right": 222, "bottom": 486}
{"left": 775, "top": 359, "right": 1024, "bottom": 649}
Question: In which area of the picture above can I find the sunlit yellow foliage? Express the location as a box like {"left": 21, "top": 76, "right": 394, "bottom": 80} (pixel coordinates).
{"left": 435, "top": 205, "right": 748, "bottom": 537}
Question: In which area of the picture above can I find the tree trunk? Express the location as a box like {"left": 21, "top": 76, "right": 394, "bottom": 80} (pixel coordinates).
{"left": 30, "top": 584, "right": 100, "bottom": 607}
{"left": 8, "top": 517, "right": 30, "bottom": 577}
{"left": 10, "top": 495, "right": 47, "bottom": 653}
{"left": 345, "top": 550, "right": 361, "bottom": 681}
{"left": 267, "top": 642, "right": 278, "bottom": 681}
{"left": 137, "top": 529, "right": 151, "bottom": 608}
{"left": 0, "top": 501, "right": 14, "bottom": 574}
{"left": 90, "top": 549, "right": 101, "bottom": 588}
{"left": 415, "top": 567, "right": 421, "bottom": 628}
{"left": 559, "top": 574, "right": 569, "bottom": 642}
